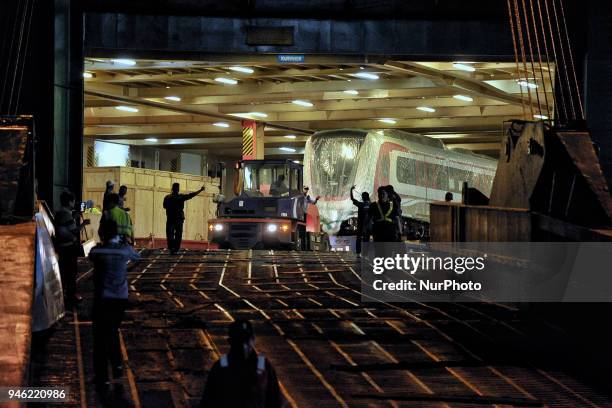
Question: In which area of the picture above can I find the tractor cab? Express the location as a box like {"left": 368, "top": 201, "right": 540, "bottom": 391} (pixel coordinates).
{"left": 208, "top": 160, "right": 327, "bottom": 250}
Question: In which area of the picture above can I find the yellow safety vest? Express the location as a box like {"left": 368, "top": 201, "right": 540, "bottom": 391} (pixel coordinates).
{"left": 108, "top": 206, "right": 134, "bottom": 239}
{"left": 375, "top": 201, "right": 394, "bottom": 223}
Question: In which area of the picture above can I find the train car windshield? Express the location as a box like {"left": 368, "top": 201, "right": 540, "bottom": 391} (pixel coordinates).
{"left": 242, "top": 163, "right": 300, "bottom": 197}
{"left": 308, "top": 136, "right": 364, "bottom": 199}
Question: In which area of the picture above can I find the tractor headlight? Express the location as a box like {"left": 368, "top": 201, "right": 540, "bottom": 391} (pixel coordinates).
{"left": 266, "top": 224, "right": 278, "bottom": 233}
{"left": 214, "top": 223, "right": 224, "bottom": 232}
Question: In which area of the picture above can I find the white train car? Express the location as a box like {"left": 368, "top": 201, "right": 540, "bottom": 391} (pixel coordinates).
{"left": 303, "top": 129, "right": 498, "bottom": 234}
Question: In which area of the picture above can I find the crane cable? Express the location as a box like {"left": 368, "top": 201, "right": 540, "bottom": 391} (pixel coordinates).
{"left": 543, "top": 0, "right": 569, "bottom": 123}
{"left": 558, "top": 0, "right": 585, "bottom": 120}
{"left": 512, "top": 0, "right": 535, "bottom": 117}
{"left": 520, "top": 0, "right": 543, "bottom": 118}
{"left": 506, "top": 0, "right": 528, "bottom": 119}
{"left": 550, "top": 0, "right": 576, "bottom": 120}
{"left": 535, "top": 0, "right": 558, "bottom": 122}
{"left": 527, "top": 0, "right": 551, "bottom": 121}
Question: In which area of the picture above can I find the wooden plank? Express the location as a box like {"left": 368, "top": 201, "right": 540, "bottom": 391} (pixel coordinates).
{"left": 0, "top": 222, "right": 36, "bottom": 395}
{"left": 83, "top": 167, "right": 220, "bottom": 241}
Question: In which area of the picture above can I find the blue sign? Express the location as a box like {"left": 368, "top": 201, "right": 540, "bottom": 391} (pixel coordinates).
{"left": 277, "top": 54, "right": 305, "bottom": 63}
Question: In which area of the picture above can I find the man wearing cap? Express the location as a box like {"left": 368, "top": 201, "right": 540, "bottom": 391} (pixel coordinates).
{"left": 200, "top": 320, "right": 284, "bottom": 408}
{"left": 103, "top": 180, "right": 115, "bottom": 211}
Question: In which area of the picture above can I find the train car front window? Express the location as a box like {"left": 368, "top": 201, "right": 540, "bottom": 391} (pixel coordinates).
{"left": 310, "top": 136, "right": 364, "bottom": 199}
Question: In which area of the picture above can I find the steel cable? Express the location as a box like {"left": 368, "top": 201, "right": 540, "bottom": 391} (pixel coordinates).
{"left": 528, "top": 0, "right": 551, "bottom": 121}
{"left": 543, "top": 0, "right": 568, "bottom": 123}
{"left": 507, "top": 0, "right": 528, "bottom": 119}
{"left": 13, "top": 0, "right": 35, "bottom": 115}
{"left": 7, "top": 0, "right": 29, "bottom": 115}
{"left": 551, "top": 0, "right": 576, "bottom": 120}
{"left": 0, "top": 0, "right": 23, "bottom": 113}
{"left": 558, "top": 0, "right": 584, "bottom": 119}
{"left": 513, "top": 0, "right": 535, "bottom": 117}
{"left": 535, "top": 0, "right": 558, "bottom": 123}
{"left": 520, "top": 0, "right": 543, "bottom": 118}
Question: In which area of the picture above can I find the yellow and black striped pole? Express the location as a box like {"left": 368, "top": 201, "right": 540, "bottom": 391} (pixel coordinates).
{"left": 242, "top": 120, "right": 264, "bottom": 160}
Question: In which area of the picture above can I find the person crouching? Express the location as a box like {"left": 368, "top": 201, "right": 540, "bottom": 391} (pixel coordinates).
{"left": 89, "top": 219, "right": 140, "bottom": 390}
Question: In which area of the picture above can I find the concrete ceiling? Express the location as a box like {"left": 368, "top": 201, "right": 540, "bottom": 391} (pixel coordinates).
{"left": 84, "top": 58, "right": 555, "bottom": 159}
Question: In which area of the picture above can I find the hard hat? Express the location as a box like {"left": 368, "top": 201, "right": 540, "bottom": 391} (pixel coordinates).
{"left": 228, "top": 319, "right": 254, "bottom": 343}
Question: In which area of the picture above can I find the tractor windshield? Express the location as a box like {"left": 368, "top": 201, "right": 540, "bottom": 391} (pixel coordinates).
{"left": 242, "top": 162, "right": 301, "bottom": 197}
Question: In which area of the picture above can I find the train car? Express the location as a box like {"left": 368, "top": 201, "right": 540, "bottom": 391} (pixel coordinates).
{"left": 303, "top": 129, "right": 498, "bottom": 235}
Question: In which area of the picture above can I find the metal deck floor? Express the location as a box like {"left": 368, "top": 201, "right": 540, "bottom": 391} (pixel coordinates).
{"left": 30, "top": 249, "right": 612, "bottom": 407}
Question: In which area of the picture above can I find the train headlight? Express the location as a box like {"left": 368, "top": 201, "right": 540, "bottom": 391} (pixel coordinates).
{"left": 280, "top": 224, "right": 289, "bottom": 232}
{"left": 214, "top": 223, "right": 224, "bottom": 232}
{"left": 266, "top": 224, "right": 278, "bottom": 233}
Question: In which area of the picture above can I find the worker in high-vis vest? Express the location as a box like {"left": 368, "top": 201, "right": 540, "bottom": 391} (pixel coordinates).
{"left": 99, "top": 193, "right": 134, "bottom": 245}
{"left": 368, "top": 186, "right": 399, "bottom": 242}
{"left": 199, "top": 320, "right": 285, "bottom": 408}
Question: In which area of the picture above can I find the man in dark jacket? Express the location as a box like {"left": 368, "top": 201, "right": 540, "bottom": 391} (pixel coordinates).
{"left": 350, "top": 185, "right": 370, "bottom": 254}
{"left": 200, "top": 320, "right": 284, "bottom": 408}
{"left": 368, "top": 186, "right": 398, "bottom": 242}
{"left": 89, "top": 219, "right": 140, "bottom": 389}
{"left": 163, "top": 183, "right": 205, "bottom": 254}
{"left": 55, "top": 190, "right": 81, "bottom": 308}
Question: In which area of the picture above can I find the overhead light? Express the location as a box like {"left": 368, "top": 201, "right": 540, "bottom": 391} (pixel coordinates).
{"left": 115, "top": 106, "right": 139, "bottom": 113}
{"left": 417, "top": 106, "right": 436, "bottom": 113}
{"left": 344, "top": 90, "right": 359, "bottom": 95}
{"left": 228, "top": 66, "right": 254, "bottom": 74}
{"left": 145, "top": 137, "right": 158, "bottom": 142}
{"left": 213, "top": 122, "right": 230, "bottom": 128}
{"left": 230, "top": 112, "right": 268, "bottom": 119}
{"left": 452, "top": 63, "right": 476, "bottom": 72}
{"left": 111, "top": 59, "right": 136, "bottom": 66}
{"left": 284, "top": 134, "right": 297, "bottom": 139}
{"left": 292, "top": 100, "right": 314, "bottom": 107}
{"left": 279, "top": 147, "right": 296, "bottom": 152}
{"left": 83, "top": 72, "right": 93, "bottom": 79}
{"left": 359, "top": 66, "right": 365, "bottom": 70}
{"left": 164, "top": 96, "right": 181, "bottom": 102}
{"left": 518, "top": 80, "right": 538, "bottom": 89}
{"left": 533, "top": 114, "right": 548, "bottom": 120}
{"left": 293, "top": 160, "right": 301, "bottom": 164}
{"left": 378, "top": 119, "right": 397, "bottom": 124}
{"left": 453, "top": 94, "right": 473, "bottom": 102}
{"left": 215, "top": 77, "right": 238, "bottom": 85}
{"left": 353, "top": 72, "right": 379, "bottom": 80}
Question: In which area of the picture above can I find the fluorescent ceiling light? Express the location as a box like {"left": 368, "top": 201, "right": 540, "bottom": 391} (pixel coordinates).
{"left": 111, "top": 59, "right": 136, "bottom": 66}
{"left": 417, "top": 106, "right": 436, "bottom": 113}
{"left": 453, "top": 94, "right": 473, "bottom": 102}
{"left": 279, "top": 147, "right": 296, "bottom": 152}
{"left": 292, "top": 100, "right": 314, "bottom": 107}
{"left": 215, "top": 77, "right": 238, "bottom": 85}
{"left": 145, "top": 137, "right": 158, "bottom": 142}
{"left": 452, "top": 63, "right": 476, "bottom": 72}
{"left": 228, "top": 66, "right": 254, "bottom": 74}
{"left": 343, "top": 90, "right": 359, "bottom": 95}
{"left": 293, "top": 160, "right": 301, "bottom": 164}
{"left": 284, "top": 134, "right": 297, "bottom": 139}
{"left": 83, "top": 72, "right": 93, "bottom": 79}
{"left": 213, "top": 122, "right": 230, "bottom": 128}
{"left": 230, "top": 112, "right": 268, "bottom": 119}
{"left": 164, "top": 96, "right": 181, "bottom": 102}
{"left": 533, "top": 114, "right": 548, "bottom": 120}
{"left": 115, "top": 106, "right": 139, "bottom": 113}
{"left": 378, "top": 118, "right": 397, "bottom": 124}
{"left": 353, "top": 72, "right": 379, "bottom": 80}
{"left": 518, "top": 80, "right": 538, "bottom": 89}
